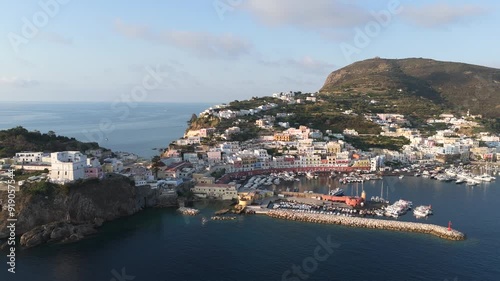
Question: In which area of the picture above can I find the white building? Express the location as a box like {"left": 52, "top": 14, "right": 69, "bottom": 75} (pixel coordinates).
{"left": 50, "top": 151, "right": 87, "bottom": 183}
{"left": 192, "top": 184, "right": 238, "bottom": 200}
{"left": 343, "top": 129, "right": 359, "bottom": 136}
{"left": 15, "top": 152, "right": 44, "bottom": 164}
{"left": 176, "top": 136, "right": 201, "bottom": 146}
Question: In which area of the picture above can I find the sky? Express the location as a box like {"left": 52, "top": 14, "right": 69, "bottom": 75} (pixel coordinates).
{"left": 0, "top": 0, "right": 499, "bottom": 103}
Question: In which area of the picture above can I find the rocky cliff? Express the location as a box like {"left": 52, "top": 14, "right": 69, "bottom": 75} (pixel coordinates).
{"left": 0, "top": 175, "right": 162, "bottom": 248}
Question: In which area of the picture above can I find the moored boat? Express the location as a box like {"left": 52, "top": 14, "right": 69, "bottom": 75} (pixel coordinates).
{"left": 413, "top": 205, "right": 433, "bottom": 217}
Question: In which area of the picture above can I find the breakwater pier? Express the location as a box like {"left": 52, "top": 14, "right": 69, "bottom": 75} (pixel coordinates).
{"left": 267, "top": 210, "right": 466, "bottom": 241}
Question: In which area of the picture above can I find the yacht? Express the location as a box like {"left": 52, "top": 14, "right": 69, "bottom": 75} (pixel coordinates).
{"left": 475, "top": 174, "right": 494, "bottom": 182}
{"left": 413, "top": 205, "right": 433, "bottom": 217}
{"left": 399, "top": 175, "right": 404, "bottom": 179}
{"left": 455, "top": 178, "right": 465, "bottom": 184}
{"left": 329, "top": 188, "right": 344, "bottom": 196}
{"left": 384, "top": 199, "right": 412, "bottom": 218}
{"left": 466, "top": 180, "right": 479, "bottom": 186}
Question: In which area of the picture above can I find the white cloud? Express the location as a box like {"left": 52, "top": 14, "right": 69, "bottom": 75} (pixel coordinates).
{"left": 401, "top": 3, "right": 486, "bottom": 27}
{"left": 242, "top": 0, "right": 370, "bottom": 29}
{"left": 114, "top": 19, "right": 252, "bottom": 59}
{"left": 0, "top": 77, "right": 39, "bottom": 88}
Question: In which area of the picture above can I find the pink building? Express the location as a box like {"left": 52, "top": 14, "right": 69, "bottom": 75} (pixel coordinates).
{"left": 207, "top": 151, "right": 222, "bottom": 162}
{"left": 199, "top": 128, "right": 216, "bottom": 138}
{"left": 85, "top": 167, "right": 103, "bottom": 179}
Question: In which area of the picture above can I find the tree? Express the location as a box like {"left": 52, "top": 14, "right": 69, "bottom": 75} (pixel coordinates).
{"left": 151, "top": 156, "right": 162, "bottom": 179}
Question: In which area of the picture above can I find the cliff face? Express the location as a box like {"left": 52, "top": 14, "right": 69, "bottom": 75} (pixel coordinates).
{"left": 0, "top": 176, "right": 160, "bottom": 247}
{"left": 320, "top": 58, "right": 500, "bottom": 118}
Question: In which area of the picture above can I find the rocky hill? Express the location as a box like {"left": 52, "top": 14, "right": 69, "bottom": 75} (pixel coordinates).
{"left": 0, "top": 175, "right": 161, "bottom": 248}
{"left": 0, "top": 126, "right": 104, "bottom": 158}
{"left": 320, "top": 58, "right": 500, "bottom": 118}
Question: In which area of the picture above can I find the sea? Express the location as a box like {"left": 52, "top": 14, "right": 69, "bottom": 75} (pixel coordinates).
{"left": 0, "top": 102, "right": 212, "bottom": 159}
{"left": 1, "top": 102, "right": 500, "bottom": 281}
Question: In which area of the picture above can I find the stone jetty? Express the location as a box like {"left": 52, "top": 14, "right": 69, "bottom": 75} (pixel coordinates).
{"left": 211, "top": 216, "right": 237, "bottom": 221}
{"left": 267, "top": 210, "right": 466, "bottom": 241}
{"left": 177, "top": 207, "right": 200, "bottom": 216}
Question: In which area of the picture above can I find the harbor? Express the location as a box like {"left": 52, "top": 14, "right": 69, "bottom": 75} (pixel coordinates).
{"left": 267, "top": 209, "right": 466, "bottom": 241}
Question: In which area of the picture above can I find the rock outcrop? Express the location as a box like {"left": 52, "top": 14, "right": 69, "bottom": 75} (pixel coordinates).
{"left": 0, "top": 175, "right": 162, "bottom": 248}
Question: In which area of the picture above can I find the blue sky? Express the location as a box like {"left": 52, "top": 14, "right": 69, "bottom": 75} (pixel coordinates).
{"left": 0, "top": 0, "right": 499, "bottom": 103}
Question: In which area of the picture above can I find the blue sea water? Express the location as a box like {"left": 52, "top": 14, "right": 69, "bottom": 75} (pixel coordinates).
{"left": 0, "top": 103, "right": 499, "bottom": 281}
{"left": 0, "top": 102, "right": 211, "bottom": 159}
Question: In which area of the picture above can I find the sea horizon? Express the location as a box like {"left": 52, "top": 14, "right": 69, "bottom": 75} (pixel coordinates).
{"left": 0, "top": 102, "right": 212, "bottom": 159}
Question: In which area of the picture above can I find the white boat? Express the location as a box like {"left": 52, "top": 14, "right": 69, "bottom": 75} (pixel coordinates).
{"left": 384, "top": 199, "right": 412, "bottom": 218}
{"left": 375, "top": 209, "right": 385, "bottom": 217}
{"left": 399, "top": 175, "right": 404, "bottom": 179}
{"left": 329, "top": 188, "right": 344, "bottom": 196}
{"left": 475, "top": 174, "right": 493, "bottom": 182}
{"left": 413, "top": 205, "right": 433, "bottom": 217}
{"left": 455, "top": 179, "right": 465, "bottom": 184}
{"left": 466, "top": 180, "right": 479, "bottom": 186}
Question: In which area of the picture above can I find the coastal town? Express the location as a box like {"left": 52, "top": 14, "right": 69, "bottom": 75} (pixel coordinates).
{"left": 0, "top": 91, "right": 498, "bottom": 241}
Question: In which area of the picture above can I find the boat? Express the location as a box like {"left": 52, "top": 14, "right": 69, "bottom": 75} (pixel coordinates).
{"left": 384, "top": 199, "right": 412, "bottom": 218}
{"left": 455, "top": 179, "right": 465, "bottom": 184}
{"left": 436, "top": 174, "right": 453, "bottom": 182}
{"left": 466, "top": 180, "right": 479, "bottom": 186}
{"left": 413, "top": 205, "right": 433, "bottom": 217}
{"left": 475, "top": 174, "right": 494, "bottom": 182}
{"left": 399, "top": 175, "right": 404, "bottom": 179}
{"left": 329, "top": 188, "right": 344, "bottom": 196}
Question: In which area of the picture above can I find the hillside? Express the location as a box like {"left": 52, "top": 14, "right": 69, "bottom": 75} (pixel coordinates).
{"left": 0, "top": 126, "right": 103, "bottom": 158}
{"left": 320, "top": 58, "right": 500, "bottom": 118}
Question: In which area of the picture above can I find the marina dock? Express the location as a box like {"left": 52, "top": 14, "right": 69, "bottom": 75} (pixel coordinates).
{"left": 267, "top": 210, "right": 466, "bottom": 241}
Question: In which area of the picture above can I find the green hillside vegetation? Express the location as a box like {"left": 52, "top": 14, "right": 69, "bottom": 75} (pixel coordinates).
{"left": 345, "top": 136, "right": 410, "bottom": 151}
{"left": 320, "top": 57, "right": 500, "bottom": 119}
{"left": 0, "top": 126, "right": 103, "bottom": 158}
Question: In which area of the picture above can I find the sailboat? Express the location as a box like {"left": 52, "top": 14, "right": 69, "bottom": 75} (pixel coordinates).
{"left": 371, "top": 181, "right": 389, "bottom": 203}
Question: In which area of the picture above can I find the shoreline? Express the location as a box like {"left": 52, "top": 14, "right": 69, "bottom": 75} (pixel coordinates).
{"left": 267, "top": 209, "right": 466, "bottom": 241}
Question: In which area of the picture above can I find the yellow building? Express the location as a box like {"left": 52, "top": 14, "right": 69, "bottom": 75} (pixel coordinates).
{"left": 326, "top": 142, "right": 342, "bottom": 154}
{"left": 274, "top": 133, "right": 292, "bottom": 142}
{"left": 352, "top": 159, "right": 371, "bottom": 168}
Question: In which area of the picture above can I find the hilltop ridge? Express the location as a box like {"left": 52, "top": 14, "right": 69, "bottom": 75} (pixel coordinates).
{"left": 320, "top": 57, "right": 500, "bottom": 118}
